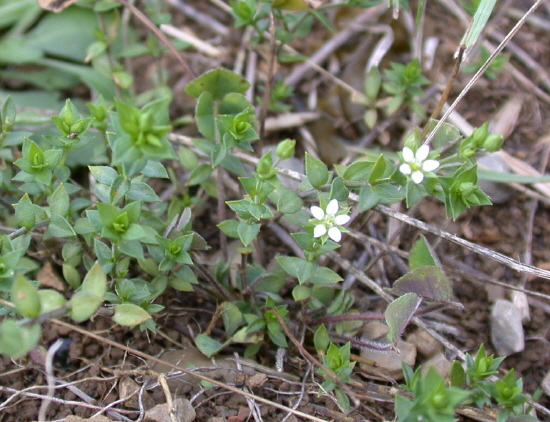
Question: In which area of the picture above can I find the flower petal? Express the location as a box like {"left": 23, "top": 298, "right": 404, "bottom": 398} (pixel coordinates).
{"left": 416, "top": 144, "right": 429, "bottom": 161}
{"left": 411, "top": 170, "right": 424, "bottom": 184}
{"left": 402, "top": 147, "right": 414, "bottom": 162}
{"left": 310, "top": 206, "right": 325, "bottom": 220}
{"left": 328, "top": 227, "right": 342, "bottom": 242}
{"left": 334, "top": 214, "right": 350, "bottom": 225}
{"left": 422, "top": 159, "right": 440, "bottom": 172}
{"left": 326, "top": 199, "right": 339, "bottom": 217}
{"left": 399, "top": 163, "right": 412, "bottom": 175}
{"left": 313, "top": 224, "right": 327, "bottom": 238}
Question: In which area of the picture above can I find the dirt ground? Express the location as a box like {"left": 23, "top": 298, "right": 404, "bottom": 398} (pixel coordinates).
{"left": 1, "top": 1, "right": 550, "bottom": 421}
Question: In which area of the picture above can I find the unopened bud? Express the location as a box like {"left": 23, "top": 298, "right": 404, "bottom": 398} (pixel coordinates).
{"left": 275, "top": 139, "right": 296, "bottom": 159}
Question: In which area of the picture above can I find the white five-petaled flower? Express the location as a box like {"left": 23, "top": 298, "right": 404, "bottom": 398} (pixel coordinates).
{"left": 310, "top": 199, "right": 350, "bottom": 243}
{"left": 399, "top": 145, "right": 440, "bottom": 184}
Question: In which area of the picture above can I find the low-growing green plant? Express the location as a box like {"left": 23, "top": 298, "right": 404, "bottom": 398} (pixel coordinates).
{"left": 397, "top": 345, "right": 539, "bottom": 422}
{"left": 0, "top": 0, "right": 543, "bottom": 419}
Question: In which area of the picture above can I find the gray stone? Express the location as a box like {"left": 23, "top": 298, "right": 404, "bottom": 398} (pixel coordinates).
{"left": 491, "top": 299, "right": 525, "bottom": 356}
{"left": 407, "top": 329, "right": 442, "bottom": 358}
{"left": 360, "top": 322, "right": 416, "bottom": 380}
{"left": 421, "top": 353, "right": 451, "bottom": 378}
{"left": 144, "top": 398, "right": 196, "bottom": 422}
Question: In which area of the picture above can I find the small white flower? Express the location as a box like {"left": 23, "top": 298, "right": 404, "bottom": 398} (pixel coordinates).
{"left": 399, "top": 145, "right": 440, "bottom": 184}
{"left": 310, "top": 199, "right": 350, "bottom": 242}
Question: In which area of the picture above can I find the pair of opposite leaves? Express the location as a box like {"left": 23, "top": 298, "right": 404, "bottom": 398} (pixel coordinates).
{"left": 37, "top": 0, "right": 322, "bottom": 13}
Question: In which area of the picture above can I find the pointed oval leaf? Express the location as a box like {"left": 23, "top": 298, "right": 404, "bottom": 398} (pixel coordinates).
{"left": 305, "top": 152, "right": 329, "bottom": 189}
{"left": 112, "top": 303, "right": 151, "bottom": 326}
{"left": 385, "top": 293, "right": 422, "bottom": 344}
{"left": 12, "top": 273, "right": 41, "bottom": 318}
{"left": 409, "top": 235, "right": 441, "bottom": 270}
{"left": 69, "top": 290, "right": 102, "bottom": 322}
{"left": 81, "top": 261, "right": 107, "bottom": 299}
{"left": 195, "top": 333, "right": 225, "bottom": 358}
{"left": 222, "top": 301, "right": 243, "bottom": 336}
{"left": 38, "top": 289, "right": 67, "bottom": 314}
{"left": 392, "top": 266, "right": 462, "bottom": 308}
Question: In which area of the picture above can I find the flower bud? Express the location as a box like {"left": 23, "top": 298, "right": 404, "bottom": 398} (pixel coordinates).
{"left": 256, "top": 151, "right": 275, "bottom": 178}
{"left": 472, "top": 123, "right": 489, "bottom": 148}
{"left": 483, "top": 134, "right": 504, "bottom": 152}
{"left": 275, "top": 139, "right": 296, "bottom": 159}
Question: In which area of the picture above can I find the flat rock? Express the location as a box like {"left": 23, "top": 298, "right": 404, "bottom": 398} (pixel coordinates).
{"left": 119, "top": 376, "right": 154, "bottom": 410}
{"left": 360, "top": 322, "right": 416, "bottom": 380}
{"left": 144, "top": 398, "right": 195, "bottom": 422}
{"left": 407, "top": 329, "right": 442, "bottom": 358}
{"left": 491, "top": 299, "right": 525, "bottom": 356}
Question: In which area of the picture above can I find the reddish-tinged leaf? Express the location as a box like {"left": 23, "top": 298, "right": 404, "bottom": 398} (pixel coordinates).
{"left": 385, "top": 293, "right": 422, "bottom": 344}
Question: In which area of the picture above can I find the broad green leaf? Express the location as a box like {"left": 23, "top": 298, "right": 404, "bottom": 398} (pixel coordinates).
{"left": 0, "top": 319, "right": 40, "bottom": 359}
{"left": 270, "top": 187, "right": 303, "bottom": 214}
{"left": 276, "top": 256, "right": 318, "bottom": 284}
{"left": 237, "top": 221, "right": 260, "bottom": 247}
{"left": 391, "top": 266, "right": 462, "bottom": 308}
{"left": 49, "top": 183, "right": 70, "bottom": 217}
{"left": 12, "top": 273, "right": 40, "bottom": 318}
{"left": 128, "top": 181, "right": 160, "bottom": 202}
{"left": 47, "top": 215, "right": 76, "bottom": 238}
{"left": 195, "top": 91, "right": 216, "bottom": 141}
{"left": 314, "top": 324, "right": 330, "bottom": 353}
{"left": 305, "top": 152, "right": 329, "bottom": 189}
{"left": 369, "top": 154, "right": 387, "bottom": 184}
{"left": 222, "top": 302, "right": 243, "bottom": 336}
{"left": 217, "top": 219, "right": 239, "bottom": 238}
{"left": 187, "top": 164, "right": 212, "bottom": 186}
{"left": 186, "top": 68, "right": 250, "bottom": 101}
{"left": 81, "top": 261, "right": 107, "bottom": 299}
{"left": 409, "top": 235, "right": 441, "bottom": 270}
{"left": 15, "top": 193, "right": 36, "bottom": 230}
{"left": 62, "top": 263, "right": 81, "bottom": 289}
{"left": 385, "top": 293, "right": 422, "bottom": 344}
{"left": 195, "top": 333, "right": 226, "bottom": 358}
{"left": 309, "top": 266, "right": 343, "bottom": 285}
{"left": 292, "top": 284, "right": 311, "bottom": 301}
{"left": 89, "top": 166, "right": 118, "bottom": 185}
{"left": 38, "top": 289, "right": 66, "bottom": 314}
{"left": 69, "top": 291, "right": 103, "bottom": 322}
{"left": 112, "top": 303, "right": 151, "bottom": 326}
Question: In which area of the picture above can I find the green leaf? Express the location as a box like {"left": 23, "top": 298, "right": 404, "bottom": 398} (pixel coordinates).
{"left": 309, "top": 266, "right": 343, "bottom": 285}
{"left": 461, "top": 0, "right": 498, "bottom": 49}
{"left": 314, "top": 324, "right": 330, "bottom": 353}
{"left": 305, "top": 152, "right": 329, "bottom": 189}
{"left": 195, "top": 91, "right": 216, "bottom": 141}
{"left": 237, "top": 221, "right": 260, "bottom": 247}
{"left": 391, "top": 266, "right": 462, "bottom": 308}
{"left": 187, "top": 164, "right": 212, "bottom": 186}
{"left": 12, "top": 273, "right": 41, "bottom": 318}
{"left": 186, "top": 68, "right": 250, "bottom": 101}
{"left": 292, "top": 284, "right": 311, "bottom": 301}
{"left": 276, "top": 256, "right": 318, "bottom": 284}
{"left": 385, "top": 293, "right": 422, "bottom": 344}
{"left": 47, "top": 214, "right": 76, "bottom": 238}
{"left": 222, "top": 302, "right": 243, "bottom": 336}
{"left": 38, "top": 289, "right": 66, "bottom": 314}
{"left": 409, "top": 235, "right": 441, "bottom": 270}
{"left": 89, "top": 165, "right": 118, "bottom": 185}
{"left": 69, "top": 290, "right": 103, "bottom": 322}
{"left": 128, "top": 181, "right": 160, "bottom": 202}
{"left": 0, "top": 319, "right": 41, "bottom": 359}
{"left": 81, "top": 261, "right": 107, "bottom": 299}
{"left": 369, "top": 154, "right": 387, "bottom": 184}
{"left": 62, "top": 264, "right": 81, "bottom": 289}
{"left": 49, "top": 183, "right": 70, "bottom": 217}
{"left": 195, "top": 333, "right": 226, "bottom": 358}
{"left": 217, "top": 219, "right": 240, "bottom": 238}
{"left": 15, "top": 193, "right": 36, "bottom": 230}
{"left": 112, "top": 303, "right": 151, "bottom": 326}
{"left": 270, "top": 187, "right": 303, "bottom": 214}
